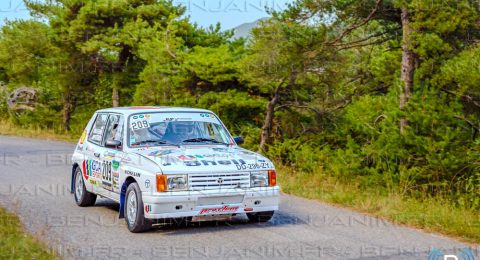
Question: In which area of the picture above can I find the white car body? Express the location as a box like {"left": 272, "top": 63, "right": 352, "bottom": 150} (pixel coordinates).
{"left": 71, "top": 107, "right": 279, "bottom": 231}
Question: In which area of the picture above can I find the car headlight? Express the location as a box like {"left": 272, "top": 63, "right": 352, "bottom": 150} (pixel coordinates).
{"left": 167, "top": 175, "right": 188, "bottom": 191}
{"left": 156, "top": 174, "right": 188, "bottom": 192}
{"left": 250, "top": 171, "right": 269, "bottom": 187}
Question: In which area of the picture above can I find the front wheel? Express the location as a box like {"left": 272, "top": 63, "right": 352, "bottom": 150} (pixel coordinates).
{"left": 74, "top": 167, "right": 97, "bottom": 207}
{"left": 247, "top": 211, "right": 275, "bottom": 223}
{"left": 125, "top": 182, "right": 152, "bottom": 233}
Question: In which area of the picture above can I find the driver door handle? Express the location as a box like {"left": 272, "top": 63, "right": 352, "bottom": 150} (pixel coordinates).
{"left": 94, "top": 152, "right": 101, "bottom": 158}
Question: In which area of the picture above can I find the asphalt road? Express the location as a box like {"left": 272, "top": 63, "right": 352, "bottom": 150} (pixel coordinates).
{"left": 0, "top": 136, "right": 475, "bottom": 260}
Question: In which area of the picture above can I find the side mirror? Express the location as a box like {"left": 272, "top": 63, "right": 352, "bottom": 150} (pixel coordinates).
{"left": 105, "top": 140, "right": 122, "bottom": 149}
{"left": 234, "top": 136, "right": 244, "bottom": 145}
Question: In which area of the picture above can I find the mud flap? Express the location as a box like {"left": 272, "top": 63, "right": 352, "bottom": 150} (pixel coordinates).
{"left": 70, "top": 165, "right": 76, "bottom": 194}
{"left": 118, "top": 182, "right": 127, "bottom": 219}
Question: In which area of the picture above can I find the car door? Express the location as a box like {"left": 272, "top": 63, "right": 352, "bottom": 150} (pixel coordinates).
{"left": 84, "top": 113, "right": 110, "bottom": 193}
{"left": 100, "top": 113, "right": 125, "bottom": 196}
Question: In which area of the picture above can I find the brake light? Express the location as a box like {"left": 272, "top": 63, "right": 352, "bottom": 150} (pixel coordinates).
{"left": 156, "top": 175, "right": 167, "bottom": 192}
{"left": 268, "top": 170, "right": 277, "bottom": 187}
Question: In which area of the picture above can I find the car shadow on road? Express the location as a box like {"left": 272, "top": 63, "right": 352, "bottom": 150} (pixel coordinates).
{"left": 94, "top": 199, "right": 120, "bottom": 211}
{"left": 147, "top": 211, "right": 307, "bottom": 235}
{"left": 92, "top": 199, "right": 305, "bottom": 234}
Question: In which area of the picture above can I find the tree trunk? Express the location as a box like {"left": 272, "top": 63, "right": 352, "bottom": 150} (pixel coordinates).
{"left": 112, "top": 85, "right": 119, "bottom": 107}
{"left": 62, "top": 91, "right": 72, "bottom": 131}
{"left": 111, "top": 46, "right": 131, "bottom": 108}
{"left": 259, "top": 82, "right": 283, "bottom": 153}
{"left": 112, "top": 72, "right": 121, "bottom": 107}
{"left": 400, "top": 6, "right": 415, "bottom": 135}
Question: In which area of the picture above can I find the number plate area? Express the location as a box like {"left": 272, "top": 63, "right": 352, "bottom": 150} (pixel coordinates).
{"left": 191, "top": 214, "right": 233, "bottom": 222}
{"left": 197, "top": 195, "right": 244, "bottom": 206}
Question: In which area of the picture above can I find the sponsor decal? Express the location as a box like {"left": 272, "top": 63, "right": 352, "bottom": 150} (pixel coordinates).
{"left": 84, "top": 160, "right": 102, "bottom": 179}
{"left": 102, "top": 161, "right": 112, "bottom": 182}
{"left": 102, "top": 181, "right": 113, "bottom": 191}
{"left": 240, "top": 150, "right": 255, "bottom": 155}
{"left": 145, "top": 204, "right": 152, "bottom": 213}
{"left": 164, "top": 117, "right": 192, "bottom": 121}
{"left": 79, "top": 130, "right": 87, "bottom": 144}
{"left": 199, "top": 205, "right": 239, "bottom": 215}
{"left": 175, "top": 154, "right": 230, "bottom": 161}
{"left": 103, "top": 151, "right": 117, "bottom": 159}
{"left": 130, "top": 115, "right": 150, "bottom": 131}
{"left": 212, "top": 147, "right": 231, "bottom": 153}
{"left": 148, "top": 150, "right": 159, "bottom": 156}
{"left": 145, "top": 179, "right": 151, "bottom": 188}
{"left": 89, "top": 179, "right": 96, "bottom": 185}
{"left": 235, "top": 162, "right": 271, "bottom": 170}
{"left": 132, "top": 114, "right": 150, "bottom": 119}
{"left": 113, "top": 167, "right": 119, "bottom": 188}
{"left": 177, "top": 155, "right": 196, "bottom": 161}
{"left": 184, "top": 159, "right": 247, "bottom": 167}
{"left": 82, "top": 161, "right": 88, "bottom": 180}
{"left": 149, "top": 149, "right": 175, "bottom": 157}
{"left": 200, "top": 113, "right": 215, "bottom": 118}
{"left": 112, "top": 160, "right": 120, "bottom": 171}
{"left": 125, "top": 170, "right": 141, "bottom": 177}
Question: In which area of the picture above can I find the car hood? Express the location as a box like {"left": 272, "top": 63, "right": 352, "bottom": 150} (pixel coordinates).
{"left": 131, "top": 146, "right": 274, "bottom": 174}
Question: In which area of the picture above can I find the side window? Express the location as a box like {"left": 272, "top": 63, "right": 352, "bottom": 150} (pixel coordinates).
{"left": 88, "top": 114, "right": 109, "bottom": 145}
{"left": 104, "top": 114, "right": 124, "bottom": 148}
{"left": 214, "top": 124, "right": 230, "bottom": 141}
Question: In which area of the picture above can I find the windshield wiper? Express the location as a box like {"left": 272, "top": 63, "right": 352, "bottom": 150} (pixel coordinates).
{"left": 131, "top": 140, "right": 179, "bottom": 147}
{"left": 182, "top": 138, "right": 229, "bottom": 146}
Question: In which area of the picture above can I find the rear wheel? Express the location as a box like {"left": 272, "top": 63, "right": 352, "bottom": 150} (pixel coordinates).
{"left": 247, "top": 211, "right": 275, "bottom": 223}
{"left": 74, "top": 167, "right": 97, "bottom": 207}
{"left": 125, "top": 182, "right": 152, "bottom": 233}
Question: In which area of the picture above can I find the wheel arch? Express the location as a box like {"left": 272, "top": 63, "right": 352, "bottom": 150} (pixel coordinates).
{"left": 119, "top": 176, "right": 137, "bottom": 219}
{"left": 71, "top": 163, "right": 80, "bottom": 194}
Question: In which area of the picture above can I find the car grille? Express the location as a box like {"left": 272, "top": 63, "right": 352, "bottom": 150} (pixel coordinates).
{"left": 188, "top": 172, "right": 250, "bottom": 190}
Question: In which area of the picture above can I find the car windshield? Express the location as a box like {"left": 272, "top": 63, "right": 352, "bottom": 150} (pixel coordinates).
{"left": 127, "top": 112, "right": 233, "bottom": 147}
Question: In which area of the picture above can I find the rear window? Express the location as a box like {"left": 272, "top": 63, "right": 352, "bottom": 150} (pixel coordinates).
{"left": 88, "top": 113, "right": 109, "bottom": 145}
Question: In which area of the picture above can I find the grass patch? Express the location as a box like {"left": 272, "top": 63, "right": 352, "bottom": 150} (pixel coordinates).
{"left": 0, "top": 207, "right": 57, "bottom": 259}
{"left": 278, "top": 165, "right": 480, "bottom": 244}
{"left": 0, "top": 119, "right": 77, "bottom": 142}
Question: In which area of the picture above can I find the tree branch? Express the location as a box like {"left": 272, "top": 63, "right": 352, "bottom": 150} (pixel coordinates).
{"left": 454, "top": 115, "right": 480, "bottom": 139}
{"left": 325, "top": 0, "right": 382, "bottom": 46}
{"left": 441, "top": 88, "right": 480, "bottom": 108}
{"left": 275, "top": 99, "right": 351, "bottom": 115}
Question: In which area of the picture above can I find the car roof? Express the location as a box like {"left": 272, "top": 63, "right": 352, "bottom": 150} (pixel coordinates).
{"left": 96, "top": 106, "right": 213, "bottom": 116}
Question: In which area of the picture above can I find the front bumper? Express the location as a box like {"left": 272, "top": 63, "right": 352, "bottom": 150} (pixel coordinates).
{"left": 142, "top": 186, "right": 280, "bottom": 219}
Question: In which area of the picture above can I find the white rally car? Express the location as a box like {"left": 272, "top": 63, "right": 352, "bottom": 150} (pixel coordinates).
{"left": 71, "top": 107, "right": 279, "bottom": 232}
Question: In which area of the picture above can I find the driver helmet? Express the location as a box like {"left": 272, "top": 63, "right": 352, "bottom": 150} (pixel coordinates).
{"left": 172, "top": 122, "right": 195, "bottom": 136}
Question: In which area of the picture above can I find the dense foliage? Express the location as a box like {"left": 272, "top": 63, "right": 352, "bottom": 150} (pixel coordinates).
{"left": 1, "top": 0, "right": 479, "bottom": 209}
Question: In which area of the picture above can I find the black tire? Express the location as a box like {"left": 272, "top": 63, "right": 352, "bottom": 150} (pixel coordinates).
{"left": 74, "top": 167, "right": 97, "bottom": 207}
{"left": 247, "top": 211, "right": 275, "bottom": 223}
{"left": 124, "top": 182, "right": 152, "bottom": 233}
